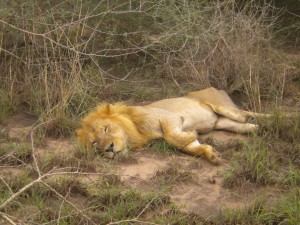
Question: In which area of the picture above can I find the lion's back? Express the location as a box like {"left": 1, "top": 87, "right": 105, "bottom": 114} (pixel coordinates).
{"left": 187, "top": 87, "right": 238, "bottom": 108}
{"left": 147, "top": 97, "right": 211, "bottom": 113}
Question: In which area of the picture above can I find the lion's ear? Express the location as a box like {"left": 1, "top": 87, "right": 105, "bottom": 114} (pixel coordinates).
{"left": 87, "top": 132, "right": 96, "bottom": 150}
{"left": 104, "top": 125, "right": 110, "bottom": 133}
{"left": 88, "top": 133, "right": 94, "bottom": 143}
{"left": 76, "top": 129, "right": 93, "bottom": 150}
{"left": 76, "top": 128, "right": 87, "bottom": 143}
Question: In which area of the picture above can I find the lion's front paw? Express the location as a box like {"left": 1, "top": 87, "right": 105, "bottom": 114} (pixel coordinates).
{"left": 205, "top": 146, "right": 222, "bottom": 165}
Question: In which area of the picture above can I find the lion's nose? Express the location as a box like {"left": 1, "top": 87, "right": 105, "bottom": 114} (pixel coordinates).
{"left": 105, "top": 143, "right": 114, "bottom": 153}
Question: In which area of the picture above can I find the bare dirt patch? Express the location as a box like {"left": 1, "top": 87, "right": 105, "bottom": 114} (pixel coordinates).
{"left": 36, "top": 138, "right": 75, "bottom": 155}
{"left": 3, "top": 112, "right": 37, "bottom": 141}
{"left": 116, "top": 150, "right": 280, "bottom": 217}
{"left": 119, "top": 153, "right": 170, "bottom": 181}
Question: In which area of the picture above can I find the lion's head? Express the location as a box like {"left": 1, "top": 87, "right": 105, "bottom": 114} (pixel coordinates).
{"left": 76, "top": 103, "right": 149, "bottom": 159}
{"left": 76, "top": 119, "right": 128, "bottom": 158}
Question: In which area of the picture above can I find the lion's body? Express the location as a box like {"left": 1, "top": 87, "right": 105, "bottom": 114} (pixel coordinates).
{"left": 76, "top": 88, "right": 259, "bottom": 164}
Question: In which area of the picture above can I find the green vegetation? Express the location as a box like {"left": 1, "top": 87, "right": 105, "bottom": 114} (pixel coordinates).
{"left": 0, "top": 98, "right": 14, "bottom": 123}
{"left": 150, "top": 140, "right": 180, "bottom": 156}
{"left": 223, "top": 112, "right": 300, "bottom": 188}
{"left": 88, "top": 186, "right": 168, "bottom": 224}
{"left": 0, "top": 143, "right": 32, "bottom": 166}
{"left": 217, "top": 189, "right": 300, "bottom": 225}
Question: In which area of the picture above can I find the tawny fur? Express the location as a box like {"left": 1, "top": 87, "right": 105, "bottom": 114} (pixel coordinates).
{"left": 76, "top": 103, "right": 152, "bottom": 149}
{"left": 76, "top": 88, "right": 261, "bottom": 164}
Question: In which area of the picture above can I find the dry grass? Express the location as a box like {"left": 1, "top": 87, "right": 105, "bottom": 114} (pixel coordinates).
{"left": 150, "top": 0, "right": 299, "bottom": 111}
{"left": 0, "top": 0, "right": 299, "bottom": 137}
{"left": 39, "top": 153, "right": 97, "bottom": 174}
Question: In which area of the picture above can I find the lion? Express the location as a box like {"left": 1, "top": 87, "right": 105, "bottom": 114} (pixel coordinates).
{"left": 76, "top": 87, "right": 263, "bottom": 164}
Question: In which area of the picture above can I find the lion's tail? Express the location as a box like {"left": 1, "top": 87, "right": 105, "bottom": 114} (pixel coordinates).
{"left": 242, "top": 110, "right": 298, "bottom": 118}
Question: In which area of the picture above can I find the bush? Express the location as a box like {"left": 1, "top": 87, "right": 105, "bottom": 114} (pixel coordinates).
{"left": 0, "top": 0, "right": 299, "bottom": 135}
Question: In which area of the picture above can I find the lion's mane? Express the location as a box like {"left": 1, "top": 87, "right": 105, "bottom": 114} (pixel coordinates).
{"left": 76, "top": 103, "right": 154, "bottom": 149}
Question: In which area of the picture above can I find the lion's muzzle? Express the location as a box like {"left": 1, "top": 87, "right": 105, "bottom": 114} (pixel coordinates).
{"left": 105, "top": 143, "right": 114, "bottom": 153}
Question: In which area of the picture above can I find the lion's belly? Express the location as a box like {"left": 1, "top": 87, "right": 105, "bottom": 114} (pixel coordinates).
{"left": 180, "top": 106, "right": 218, "bottom": 133}
{"left": 147, "top": 97, "right": 218, "bottom": 134}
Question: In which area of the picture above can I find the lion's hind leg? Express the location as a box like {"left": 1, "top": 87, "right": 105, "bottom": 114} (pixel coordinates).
{"left": 205, "top": 103, "right": 249, "bottom": 123}
{"left": 206, "top": 103, "right": 270, "bottom": 123}
{"left": 215, "top": 117, "right": 259, "bottom": 133}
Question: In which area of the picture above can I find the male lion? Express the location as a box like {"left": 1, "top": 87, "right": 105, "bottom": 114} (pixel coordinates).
{"left": 76, "top": 88, "right": 262, "bottom": 164}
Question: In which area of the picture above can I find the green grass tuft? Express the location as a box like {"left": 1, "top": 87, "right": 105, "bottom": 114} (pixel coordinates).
{"left": 257, "top": 111, "right": 300, "bottom": 143}
{"left": 223, "top": 112, "right": 300, "bottom": 188}
{"left": 88, "top": 185, "right": 169, "bottom": 225}
{"left": 0, "top": 142, "right": 32, "bottom": 166}
{"left": 150, "top": 140, "right": 180, "bottom": 156}
{"left": 217, "top": 189, "right": 300, "bottom": 225}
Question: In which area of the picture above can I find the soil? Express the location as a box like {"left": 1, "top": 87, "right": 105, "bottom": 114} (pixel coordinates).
{"left": 0, "top": 112, "right": 281, "bottom": 217}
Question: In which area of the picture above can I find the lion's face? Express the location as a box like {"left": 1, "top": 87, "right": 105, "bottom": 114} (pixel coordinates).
{"left": 77, "top": 120, "right": 128, "bottom": 159}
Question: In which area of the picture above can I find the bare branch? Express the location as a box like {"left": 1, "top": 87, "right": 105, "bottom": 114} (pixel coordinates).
{"left": 30, "top": 123, "right": 44, "bottom": 177}
{"left": 56, "top": 187, "right": 71, "bottom": 225}
{"left": 40, "top": 181, "right": 97, "bottom": 225}
{"left": 0, "top": 177, "right": 13, "bottom": 194}
{"left": 0, "top": 212, "right": 17, "bottom": 225}
{"left": 0, "top": 176, "right": 43, "bottom": 211}
{"left": 106, "top": 219, "right": 159, "bottom": 225}
{"left": 105, "top": 196, "right": 160, "bottom": 225}
{"left": 136, "top": 196, "right": 158, "bottom": 219}
{"left": 0, "top": 47, "right": 26, "bottom": 63}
